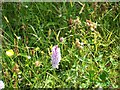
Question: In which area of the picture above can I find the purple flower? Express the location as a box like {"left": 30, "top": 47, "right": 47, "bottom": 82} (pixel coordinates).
{"left": 0, "top": 80, "right": 5, "bottom": 90}
{"left": 51, "top": 45, "right": 61, "bottom": 69}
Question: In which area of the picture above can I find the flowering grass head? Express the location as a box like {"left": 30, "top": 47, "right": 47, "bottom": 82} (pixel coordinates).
{"left": 51, "top": 45, "right": 61, "bottom": 69}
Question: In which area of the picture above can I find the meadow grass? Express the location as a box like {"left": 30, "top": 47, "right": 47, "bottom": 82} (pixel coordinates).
{"left": 1, "top": 2, "right": 120, "bottom": 88}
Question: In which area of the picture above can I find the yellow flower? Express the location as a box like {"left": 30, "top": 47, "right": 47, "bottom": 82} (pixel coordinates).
{"left": 35, "top": 47, "right": 40, "bottom": 51}
{"left": 6, "top": 49, "right": 14, "bottom": 57}
{"left": 41, "top": 51, "right": 44, "bottom": 54}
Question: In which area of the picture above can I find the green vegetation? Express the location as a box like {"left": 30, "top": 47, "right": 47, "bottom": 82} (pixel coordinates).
{"left": 1, "top": 2, "right": 120, "bottom": 88}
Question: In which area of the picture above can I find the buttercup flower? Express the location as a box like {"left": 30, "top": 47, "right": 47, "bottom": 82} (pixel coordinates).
{"left": 51, "top": 45, "right": 61, "bottom": 69}
{"left": 6, "top": 49, "right": 14, "bottom": 57}
{"left": 0, "top": 80, "right": 5, "bottom": 90}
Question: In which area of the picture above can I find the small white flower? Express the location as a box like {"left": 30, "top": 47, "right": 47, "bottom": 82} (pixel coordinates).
{"left": 18, "top": 75, "right": 21, "bottom": 78}
{"left": 25, "top": 5, "right": 28, "bottom": 8}
{"left": 27, "top": 56, "right": 31, "bottom": 59}
{"left": 0, "top": 80, "right": 5, "bottom": 90}
{"left": 58, "top": 14, "right": 62, "bottom": 17}
{"left": 80, "top": 42, "right": 84, "bottom": 46}
{"left": 17, "top": 36, "right": 21, "bottom": 40}
{"left": 90, "top": 27, "right": 94, "bottom": 31}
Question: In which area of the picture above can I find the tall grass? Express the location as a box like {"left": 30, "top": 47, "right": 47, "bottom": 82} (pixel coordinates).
{"left": 1, "top": 2, "right": 120, "bottom": 88}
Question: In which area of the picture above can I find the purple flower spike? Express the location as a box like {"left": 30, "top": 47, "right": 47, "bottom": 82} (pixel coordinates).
{"left": 51, "top": 45, "right": 61, "bottom": 69}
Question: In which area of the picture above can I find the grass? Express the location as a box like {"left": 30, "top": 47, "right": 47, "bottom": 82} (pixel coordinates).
{"left": 1, "top": 2, "right": 120, "bottom": 88}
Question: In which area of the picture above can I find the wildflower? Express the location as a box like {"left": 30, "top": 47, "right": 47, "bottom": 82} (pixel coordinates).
{"left": 25, "top": 5, "right": 28, "bottom": 8}
{"left": 18, "top": 75, "right": 21, "bottom": 78}
{"left": 51, "top": 45, "right": 61, "bottom": 69}
{"left": 27, "top": 56, "right": 31, "bottom": 59}
{"left": 80, "top": 42, "right": 84, "bottom": 46}
{"left": 41, "top": 51, "right": 44, "bottom": 54}
{"left": 60, "top": 37, "right": 64, "bottom": 42}
{"left": 6, "top": 49, "right": 14, "bottom": 57}
{"left": 17, "top": 36, "right": 21, "bottom": 40}
{"left": 58, "top": 14, "right": 62, "bottom": 17}
{"left": 80, "top": 42, "right": 84, "bottom": 49}
{"left": 0, "top": 80, "right": 5, "bottom": 90}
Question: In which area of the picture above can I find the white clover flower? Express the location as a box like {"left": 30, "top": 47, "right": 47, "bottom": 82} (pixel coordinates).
{"left": 0, "top": 80, "right": 5, "bottom": 90}
{"left": 51, "top": 45, "right": 61, "bottom": 69}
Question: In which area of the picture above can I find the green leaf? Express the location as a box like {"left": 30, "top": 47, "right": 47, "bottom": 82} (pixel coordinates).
{"left": 99, "top": 71, "right": 108, "bottom": 81}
